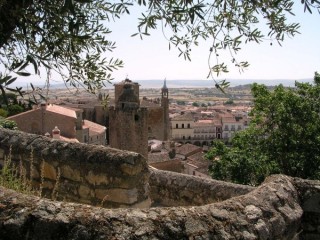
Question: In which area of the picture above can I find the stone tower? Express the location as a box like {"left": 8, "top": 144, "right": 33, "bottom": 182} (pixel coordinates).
{"left": 161, "top": 79, "right": 170, "bottom": 140}
{"left": 109, "top": 79, "right": 148, "bottom": 158}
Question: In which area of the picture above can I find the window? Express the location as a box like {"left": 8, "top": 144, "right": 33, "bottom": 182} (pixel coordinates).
{"left": 187, "top": 123, "right": 190, "bottom": 128}
{"left": 182, "top": 136, "right": 185, "bottom": 140}
{"left": 182, "top": 123, "right": 184, "bottom": 128}
{"left": 176, "top": 124, "right": 178, "bottom": 128}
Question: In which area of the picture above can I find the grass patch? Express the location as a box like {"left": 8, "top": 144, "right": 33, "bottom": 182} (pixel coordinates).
{"left": 0, "top": 146, "right": 33, "bottom": 194}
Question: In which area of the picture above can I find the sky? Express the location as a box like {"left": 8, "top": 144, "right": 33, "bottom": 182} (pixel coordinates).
{"left": 105, "top": 2, "right": 320, "bottom": 85}
{"left": 8, "top": 2, "right": 320, "bottom": 88}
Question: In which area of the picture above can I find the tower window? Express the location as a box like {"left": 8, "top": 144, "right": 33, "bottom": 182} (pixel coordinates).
{"left": 134, "top": 114, "right": 139, "bottom": 121}
{"left": 176, "top": 124, "right": 178, "bottom": 128}
{"left": 182, "top": 124, "right": 184, "bottom": 128}
{"left": 187, "top": 123, "right": 190, "bottom": 128}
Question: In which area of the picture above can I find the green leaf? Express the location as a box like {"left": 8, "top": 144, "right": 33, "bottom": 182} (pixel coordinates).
{"left": 15, "top": 72, "right": 31, "bottom": 77}
{"left": 5, "top": 77, "right": 17, "bottom": 86}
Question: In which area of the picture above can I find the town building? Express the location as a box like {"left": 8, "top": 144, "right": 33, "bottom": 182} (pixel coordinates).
{"left": 108, "top": 79, "right": 149, "bottom": 158}
{"left": 171, "top": 112, "right": 195, "bottom": 142}
{"left": 7, "top": 103, "right": 106, "bottom": 144}
{"left": 170, "top": 108, "right": 249, "bottom": 146}
{"left": 140, "top": 79, "right": 170, "bottom": 141}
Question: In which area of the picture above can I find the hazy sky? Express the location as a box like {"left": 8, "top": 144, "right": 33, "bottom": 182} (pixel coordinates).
{"left": 106, "top": 2, "right": 320, "bottom": 84}
{"left": 7, "top": 2, "right": 320, "bottom": 88}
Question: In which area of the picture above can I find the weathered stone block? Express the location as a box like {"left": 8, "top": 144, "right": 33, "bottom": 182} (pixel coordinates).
{"left": 42, "top": 161, "right": 57, "bottom": 180}
{"left": 131, "top": 197, "right": 151, "bottom": 208}
{"left": 42, "top": 180, "right": 54, "bottom": 189}
{"left": 245, "top": 205, "right": 262, "bottom": 221}
{"left": 0, "top": 149, "right": 4, "bottom": 159}
{"left": 61, "top": 165, "right": 81, "bottom": 182}
{"left": 78, "top": 185, "right": 92, "bottom": 199}
{"left": 85, "top": 171, "right": 109, "bottom": 186}
{"left": 31, "top": 167, "right": 40, "bottom": 179}
{"left": 95, "top": 188, "right": 138, "bottom": 204}
{"left": 120, "top": 163, "right": 142, "bottom": 175}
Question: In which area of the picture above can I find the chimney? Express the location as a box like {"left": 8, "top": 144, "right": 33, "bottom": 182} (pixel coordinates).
{"left": 40, "top": 101, "right": 47, "bottom": 111}
{"left": 52, "top": 126, "right": 61, "bottom": 139}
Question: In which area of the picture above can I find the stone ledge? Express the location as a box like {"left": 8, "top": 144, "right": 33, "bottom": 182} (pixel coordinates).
{"left": 149, "top": 167, "right": 255, "bottom": 206}
{"left": 0, "top": 175, "right": 303, "bottom": 239}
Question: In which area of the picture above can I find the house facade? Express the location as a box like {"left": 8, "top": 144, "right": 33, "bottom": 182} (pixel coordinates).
{"left": 7, "top": 103, "right": 106, "bottom": 145}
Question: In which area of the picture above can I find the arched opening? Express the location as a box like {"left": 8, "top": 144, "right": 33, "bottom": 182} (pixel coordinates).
{"left": 194, "top": 141, "right": 201, "bottom": 146}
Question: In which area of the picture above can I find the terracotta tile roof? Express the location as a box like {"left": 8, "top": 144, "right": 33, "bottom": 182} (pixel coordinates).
{"left": 212, "top": 119, "right": 222, "bottom": 126}
{"left": 6, "top": 109, "right": 38, "bottom": 119}
{"left": 222, "top": 117, "right": 238, "bottom": 123}
{"left": 176, "top": 143, "right": 202, "bottom": 156}
{"left": 148, "top": 151, "right": 172, "bottom": 163}
{"left": 186, "top": 151, "right": 211, "bottom": 175}
{"left": 83, "top": 120, "right": 106, "bottom": 136}
{"left": 59, "top": 136, "right": 80, "bottom": 143}
{"left": 46, "top": 104, "right": 77, "bottom": 119}
{"left": 171, "top": 112, "right": 195, "bottom": 121}
{"left": 7, "top": 104, "right": 77, "bottom": 119}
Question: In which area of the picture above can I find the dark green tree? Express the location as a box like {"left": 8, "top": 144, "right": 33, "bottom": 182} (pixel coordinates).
{"left": 192, "top": 102, "right": 199, "bottom": 107}
{"left": 224, "top": 99, "right": 234, "bottom": 105}
{"left": 0, "top": 108, "right": 8, "bottom": 117}
{"left": 0, "top": 117, "right": 17, "bottom": 129}
{"left": 7, "top": 104, "right": 24, "bottom": 116}
{"left": 207, "top": 72, "right": 320, "bottom": 185}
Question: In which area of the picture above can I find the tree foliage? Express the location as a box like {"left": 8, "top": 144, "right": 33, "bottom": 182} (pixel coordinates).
{"left": 135, "top": 0, "right": 320, "bottom": 87}
{"left": 207, "top": 72, "right": 320, "bottom": 185}
{"left": 0, "top": 0, "right": 319, "bottom": 97}
{"left": 0, "top": 0, "right": 126, "bottom": 96}
{"left": 0, "top": 117, "right": 17, "bottom": 129}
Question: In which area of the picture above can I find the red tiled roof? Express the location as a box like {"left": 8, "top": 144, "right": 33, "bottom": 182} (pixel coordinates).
{"left": 186, "top": 151, "right": 210, "bottom": 175}
{"left": 59, "top": 136, "right": 79, "bottom": 143}
{"left": 83, "top": 120, "right": 106, "bottom": 136}
{"left": 46, "top": 104, "right": 77, "bottom": 119}
{"left": 176, "top": 143, "right": 202, "bottom": 156}
{"left": 171, "top": 112, "right": 194, "bottom": 121}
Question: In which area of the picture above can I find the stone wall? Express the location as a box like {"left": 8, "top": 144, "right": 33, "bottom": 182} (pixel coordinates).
{"left": 109, "top": 107, "right": 149, "bottom": 158}
{"left": 0, "top": 128, "right": 150, "bottom": 208}
{"left": 149, "top": 167, "right": 255, "bottom": 207}
{"left": 149, "top": 160, "right": 184, "bottom": 174}
{"left": 147, "top": 107, "right": 165, "bottom": 140}
{"left": 0, "top": 175, "right": 304, "bottom": 239}
{"left": 293, "top": 177, "right": 320, "bottom": 239}
{"left": 2, "top": 129, "right": 320, "bottom": 239}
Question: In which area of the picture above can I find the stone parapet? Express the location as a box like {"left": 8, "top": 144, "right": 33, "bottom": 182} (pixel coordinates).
{"left": 0, "top": 175, "right": 303, "bottom": 239}
{"left": 0, "top": 128, "right": 150, "bottom": 208}
{"left": 149, "top": 167, "right": 255, "bottom": 207}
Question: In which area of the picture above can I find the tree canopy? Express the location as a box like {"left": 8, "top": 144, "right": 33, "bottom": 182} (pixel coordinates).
{"left": 207, "top": 72, "right": 320, "bottom": 186}
{"left": 0, "top": 0, "right": 319, "bottom": 97}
